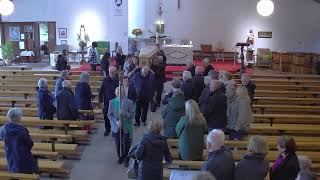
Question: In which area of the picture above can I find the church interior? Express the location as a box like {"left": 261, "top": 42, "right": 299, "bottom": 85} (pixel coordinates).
{"left": 0, "top": 0, "right": 319, "bottom": 180}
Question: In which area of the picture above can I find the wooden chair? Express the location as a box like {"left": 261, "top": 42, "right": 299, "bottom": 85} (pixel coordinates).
{"left": 215, "top": 41, "right": 225, "bottom": 62}
{"left": 200, "top": 44, "right": 213, "bottom": 60}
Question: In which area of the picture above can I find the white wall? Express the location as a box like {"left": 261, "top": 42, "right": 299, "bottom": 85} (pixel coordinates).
{"left": 3, "top": 0, "right": 129, "bottom": 53}
{"left": 128, "top": 0, "right": 145, "bottom": 36}
{"left": 145, "top": 0, "right": 320, "bottom": 53}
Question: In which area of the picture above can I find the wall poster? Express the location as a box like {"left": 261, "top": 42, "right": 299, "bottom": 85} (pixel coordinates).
{"left": 113, "top": 0, "right": 123, "bottom": 16}
{"left": 9, "top": 26, "right": 20, "bottom": 41}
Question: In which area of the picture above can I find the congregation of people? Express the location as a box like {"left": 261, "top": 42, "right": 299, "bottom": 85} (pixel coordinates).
{"left": 1, "top": 46, "right": 318, "bottom": 180}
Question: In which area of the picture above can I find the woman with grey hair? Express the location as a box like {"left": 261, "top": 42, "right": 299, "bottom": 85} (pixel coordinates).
{"left": 296, "top": 156, "right": 317, "bottom": 180}
{"left": 37, "top": 78, "right": 56, "bottom": 120}
{"left": 135, "top": 120, "right": 172, "bottom": 180}
{"left": 234, "top": 135, "right": 269, "bottom": 180}
{"left": 75, "top": 72, "right": 94, "bottom": 132}
{"left": 241, "top": 73, "right": 256, "bottom": 103}
{"left": 1, "top": 108, "right": 38, "bottom": 173}
{"left": 181, "top": 71, "right": 194, "bottom": 100}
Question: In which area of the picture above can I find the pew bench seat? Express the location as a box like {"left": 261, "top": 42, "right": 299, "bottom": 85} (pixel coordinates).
{"left": 0, "top": 172, "right": 39, "bottom": 180}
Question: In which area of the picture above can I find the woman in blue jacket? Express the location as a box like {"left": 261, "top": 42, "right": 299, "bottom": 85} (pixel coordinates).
{"left": 1, "top": 108, "right": 38, "bottom": 173}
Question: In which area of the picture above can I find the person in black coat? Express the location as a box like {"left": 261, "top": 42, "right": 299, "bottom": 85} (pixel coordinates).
{"left": 192, "top": 66, "right": 205, "bottom": 102}
{"left": 55, "top": 54, "right": 70, "bottom": 71}
{"left": 199, "top": 76, "right": 212, "bottom": 112}
{"left": 241, "top": 73, "right": 256, "bottom": 103}
{"left": 203, "top": 58, "right": 214, "bottom": 76}
{"left": 122, "top": 76, "right": 136, "bottom": 102}
{"left": 100, "top": 52, "right": 110, "bottom": 76}
{"left": 56, "top": 80, "right": 79, "bottom": 120}
{"left": 135, "top": 120, "right": 172, "bottom": 180}
{"left": 181, "top": 71, "right": 195, "bottom": 101}
{"left": 131, "top": 66, "right": 155, "bottom": 126}
{"left": 99, "top": 66, "right": 119, "bottom": 136}
{"left": 115, "top": 46, "right": 126, "bottom": 69}
{"left": 37, "top": 78, "right": 56, "bottom": 120}
{"left": 186, "top": 62, "right": 196, "bottom": 76}
{"left": 75, "top": 72, "right": 94, "bottom": 133}
{"left": 203, "top": 80, "right": 227, "bottom": 131}
{"left": 234, "top": 136, "right": 269, "bottom": 180}
{"left": 270, "top": 135, "right": 300, "bottom": 180}
{"left": 151, "top": 56, "right": 166, "bottom": 106}
{"left": 201, "top": 129, "right": 234, "bottom": 180}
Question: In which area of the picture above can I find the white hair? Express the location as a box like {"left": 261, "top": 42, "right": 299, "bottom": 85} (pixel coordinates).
{"left": 109, "top": 66, "right": 117, "bottom": 77}
{"left": 241, "top": 73, "right": 250, "bottom": 86}
{"left": 183, "top": 71, "right": 192, "bottom": 81}
{"left": 7, "top": 108, "right": 22, "bottom": 123}
{"left": 62, "top": 80, "right": 72, "bottom": 88}
{"left": 204, "top": 76, "right": 212, "bottom": 86}
{"left": 37, "top": 78, "right": 48, "bottom": 88}
{"left": 60, "top": 70, "right": 69, "bottom": 78}
{"left": 298, "top": 155, "right": 312, "bottom": 171}
{"left": 203, "top": 58, "right": 210, "bottom": 64}
{"left": 79, "top": 72, "right": 90, "bottom": 83}
{"left": 207, "top": 129, "right": 225, "bottom": 149}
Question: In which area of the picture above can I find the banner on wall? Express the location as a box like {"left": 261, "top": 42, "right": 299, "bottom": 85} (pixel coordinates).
{"left": 113, "top": 0, "right": 123, "bottom": 16}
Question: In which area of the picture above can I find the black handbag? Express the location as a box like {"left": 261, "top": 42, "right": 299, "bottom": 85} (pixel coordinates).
{"left": 127, "top": 159, "right": 138, "bottom": 179}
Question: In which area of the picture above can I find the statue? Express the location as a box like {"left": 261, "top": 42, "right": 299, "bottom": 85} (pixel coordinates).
{"left": 77, "top": 25, "right": 90, "bottom": 63}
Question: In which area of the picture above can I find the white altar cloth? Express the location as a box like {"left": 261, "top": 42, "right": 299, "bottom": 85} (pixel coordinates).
{"left": 163, "top": 44, "right": 193, "bottom": 65}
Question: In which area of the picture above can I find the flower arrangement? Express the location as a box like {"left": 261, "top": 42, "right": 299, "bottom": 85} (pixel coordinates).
{"left": 132, "top": 28, "right": 143, "bottom": 37}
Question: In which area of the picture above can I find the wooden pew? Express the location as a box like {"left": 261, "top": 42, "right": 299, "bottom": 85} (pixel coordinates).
{"left": 0, "top": 172, "right": 39, "bottom": 180}
{"left": 253, "top": 97, "right": 320, "bottom": 105}
{"left": 233, "top": 74, "right": 320, "bottom": 80}
{"left": 0, "top": 142, "right": 80, "bottom": 157}
{"left": 253, "top": 105, "right": 320, "bottom": 114}
{"left": 0, "top": 74, "right": 103, "bottom": 81}
{"left": 253, "top": 114, "right": 320, "bottom": 125}
{"left": 0, "top": 158, "right": 69, "bottom": 177}
{"left": 254, "top": 84, "right": 320, "bottom": 91}
{"left": 0, "top": 79, "right": 102, "bottom": 87}
{"left": 255, "top": 90, "right": 320, "bottom": 98}
{"left": 0, "top": 70, "right": 98, "bottom": 75}
{"left": 0, "top": 107, "right": 101, "bottom": 117}
{"left": 0, "top": 85, "right": 101, "bottom": 93}
{"left": 235, "top": 78, "right": 320, "bottom": 86}
{"left": 167, "top": 139, "right": 320, "bottom": 151}
{"left": 0, "top": 150, "right": 59, "bottom": 160}
{"left": 249, "top": 123, "right": 320, "bottom": 135}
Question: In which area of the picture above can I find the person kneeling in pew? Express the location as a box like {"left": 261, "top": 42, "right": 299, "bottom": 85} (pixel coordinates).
{"left": 1, "top": 108, "right": 38, "bottom": 173}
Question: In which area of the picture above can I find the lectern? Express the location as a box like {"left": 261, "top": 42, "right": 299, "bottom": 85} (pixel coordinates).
{"left": 236, "top": 42, "right": 250, "bottom": 70}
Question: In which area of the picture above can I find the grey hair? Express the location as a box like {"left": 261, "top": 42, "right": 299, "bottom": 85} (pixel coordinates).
{"left": 37, "top": 78, "right": 48, "bottom": 88}
{"left": 225, "top": 84, "right": 236, "bottom": 99}
{"left": 210, "top": 80, "right": 223, "bottom": 91}
{"left": 193, "top": 171, "right": 216, "bottom": 180}
{"left": 206, "top": 129, "right": 225, "bottom": 148}
{"left": 298, "top": 155, "right": 312, "bottom": 171}
{"left": 7, "top": 108, "right": 22, "bottom": 123}
{"left": 241, "top": 73, "right": 250, "bottom": 86}
{"left": 195, "top": 66, "right": 202, "bottom": 75}
{"left": 147, "top": 120, "right": 163, "bottom": 134}
{"left": 223, "top": 71, "right": 232, "bottom": 81}
{"left": 183, "top": 71, "right": 192, "bottom": 81}
{"left": 62, "top": 80, "right": 72, "bottom": 88}
{"left": 60, "top": 70, "right": 69, "bottom": 78}
{"left": 247, "top": 135, "right": 269, "bottom": 156}
{"left": 79, "top": 72, "right": 90, "bottom": 83}
{"left": 171, "top": 78, "right": 181, "bottom": 89}
{"left": 203, "top": 58, "right": 210, "bottom": 64}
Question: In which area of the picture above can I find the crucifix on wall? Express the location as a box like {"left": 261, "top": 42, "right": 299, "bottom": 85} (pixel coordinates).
{"left": 178, "top": 0, "right": 181, "bottom": 10}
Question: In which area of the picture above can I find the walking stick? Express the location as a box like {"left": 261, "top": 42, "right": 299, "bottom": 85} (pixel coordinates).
{"left": 118, "top": 66, "right": 123, "bottom": 157}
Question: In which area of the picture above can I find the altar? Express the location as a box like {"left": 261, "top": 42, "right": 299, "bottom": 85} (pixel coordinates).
{"left": 162, "top": 44, "right": 193, "bottom": 65}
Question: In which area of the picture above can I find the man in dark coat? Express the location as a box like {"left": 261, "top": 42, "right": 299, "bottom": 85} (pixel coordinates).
{"left": 192, "top": 66, "right": 205, "bottom": 102}
{"left": 131, "top": 66, "right": 155, "bottom": 126}
{"left": 56, "top": 80, "right": 79, "bottom": 120}
{"left": 1, "top": 108, "right": 38, "bottom": 173}
{"left": 202, "top": 129, "right": 234, "bottom": 180}
{"left": 54, "top": 70, "right": 70, "bottom": 97}
{"left": 181, "top": 71, "right": 194, "bottom": 101}
{"left": 100, "top": 52, "right": 110, "bottom": 76}
{"left": 186, "top": 62, "right": 196, "bottom": 77}
{"left": 203, "top": 80, "right": 227, "bottom": 131}
{"left": 151, "top": 56, "right": 166, "bottom": 107}
{"left": 99, "top": 66, "right": 119, "bottom": 136}
{"left": 123, "top": 76, "right": 136, "bottom": 102}
{"left": 37, "top": 78, "right": 56, "bottom": 120}
{"left": 203, "top": 58, "right": 214, "bottom": 76}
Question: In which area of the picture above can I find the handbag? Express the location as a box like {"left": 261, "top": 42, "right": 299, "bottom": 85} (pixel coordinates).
{"left": 127, "top": 159, "right": 138, "bottom": 179}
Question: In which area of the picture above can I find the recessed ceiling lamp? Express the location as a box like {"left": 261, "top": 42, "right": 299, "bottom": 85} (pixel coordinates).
{"left": 257, "top": 0, "right": 274, "bottom": 16}
{"left": 0, "top": 0, "right": 14, "bottom": 16}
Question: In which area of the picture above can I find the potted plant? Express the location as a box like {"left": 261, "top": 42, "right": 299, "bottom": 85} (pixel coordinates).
{"left": 132, "top": 28, "right": 143, "bottom": 37}
{"left": 0, "top": 41, "right": 14, "bottom": 66}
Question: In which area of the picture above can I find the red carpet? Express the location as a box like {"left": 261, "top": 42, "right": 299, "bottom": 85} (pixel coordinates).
{"left": 71, "top": 59, "right": 252, "bottom": 80}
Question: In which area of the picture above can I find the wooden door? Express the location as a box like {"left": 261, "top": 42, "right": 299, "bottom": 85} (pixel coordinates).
{"left": 47, "top": 22, "right": 56, "bottom": 53}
